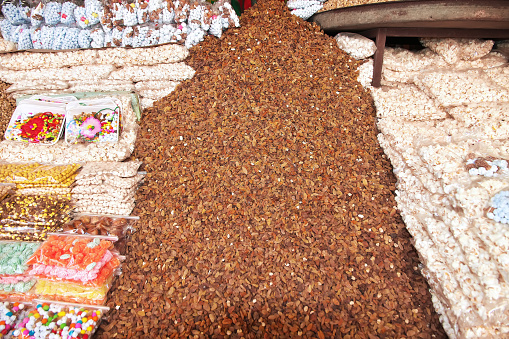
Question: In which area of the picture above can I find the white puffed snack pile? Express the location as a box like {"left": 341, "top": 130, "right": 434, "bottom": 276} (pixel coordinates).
{"left": 72, "top": 163, "right": 145, "bottom": 215}
{"left": 365, "top": 38, "right": 509, "bottom": 338}
{"left": 334, "top": 32, "right": 376, "bottom": 60}
{"left": 287, "top": 0, "right": 326, "bottom": 20}
{"left": 0, "top": 94, "right": 138, "bottom": 164}
{"left": 0, "top": 43, "right": 193, "bottom": 108}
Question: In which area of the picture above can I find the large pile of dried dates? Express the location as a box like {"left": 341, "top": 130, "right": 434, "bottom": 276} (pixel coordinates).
{"left": 98, "top": 0, "right": 446, "bottom": 337}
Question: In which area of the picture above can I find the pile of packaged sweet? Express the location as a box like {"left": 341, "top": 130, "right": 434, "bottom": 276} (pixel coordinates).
{"left": 0, "top": 91, "right": 143, "bottom": 337}
{"left": 0, "top": 0, "right": 239, "bottom": 50}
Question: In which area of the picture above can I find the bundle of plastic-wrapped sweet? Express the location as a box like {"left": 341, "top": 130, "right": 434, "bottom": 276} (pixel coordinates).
{"left": 0, "top": 0, "right": 239, "bottom": 51}
{"left": 368, "top": 38, "right": 509, "bottom": 338}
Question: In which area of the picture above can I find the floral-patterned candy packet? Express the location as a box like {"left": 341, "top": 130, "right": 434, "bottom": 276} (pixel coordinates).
{"left": 4, "top": 96, "right": 77, "bottom": 145}
{"left": 65, "top": 97, "right": 121, "bottom": 144}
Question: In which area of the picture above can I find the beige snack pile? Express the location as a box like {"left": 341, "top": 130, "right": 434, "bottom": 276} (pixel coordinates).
{"left": 0, "top": 44, "right": 193, "bottom": 109}
{"left": 72, "top": 161, "right": 144, "bottom": 215}
{"left": 369, "top": 38, "right": 509, "bottom": 338}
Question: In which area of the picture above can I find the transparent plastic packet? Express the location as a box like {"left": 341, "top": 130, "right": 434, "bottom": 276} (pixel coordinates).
{"left": 0, "top": 300, "right": 33, "bottom": 337}
{"left": 0, "top": 183, "right": 15, "bottom": 203}
{"left": 159, "top": 22, "right": 176, "bottom": 43}
{"left": 99, "top": 1, "right": 113, "bottom": 32}
{"left": 73, "top": 4, "right": 89, "bottom": 29}
{"left": 72, "top": 183, "right": 136, "bottom": 200}
{"left": 32, "top": 252, "right": 122, "bottom": 287}
{"left": 78, "top": 27, "right": 91, "bottom": 48}
{"left": 15, "top": 24, "right": 32, "bottom": 49}
{"left": 60, "top": 25, "right": 79, "bottom": 49}
{"left": 65, "top": 97, "right": 121, "bottom": 144}
{"left": 17, "top": 1, "right": 32, "bottom": 24}
{"left": 161, "top": 0, "right": 175, "bottom": 24}
{"left": 0, "top": 18, "right": 14, "bottom": 41}
{"left": 90, "top": 25, "right": 104, "bottom": 48}
{"left": 148, "top": 0, "right": 164, "bottom": 25}
{"left": 29, "top": 26, "right": 42, "bottom": 48}
{"left": 2, "top": 1, "right": 26, "bottom": 25}
{"left": 29, "top": 2, "right": 44, "bottom": 28}
{"left": 136, "top": 0, "right": 150, "bottom": 24}
{"left": 123, "top": 0, "right": 138, "bottom": 26}
{"left": 110, "top": 1, "right": 124, "bottom": 26}
{"left": 13, "top": 299, "right": 109, "bottom": 338}
{"left": 84, "top": 0, "right": 102, "bottom": 26}
{"left": 16, "top": 187, "right": 72, "bottom": 197}
{"left": 111, "top": 24, "right": 122, "bottom": 47}
{"left": 485, "top": 186, "right": 509, "bottom": 224}
{"left": 33, "top": 275, "right": 112, "bottom": 305}
{"left": 173, "top": 0, "right": 189, "bottom": 23}
{"left": 0, "top": 275, "right": 37, "bottom": 297}
{"left": 60, "top": 0, "right": 78, "bottom": 25}
{"left": 61, "top": 214, "right": 138, "bottom": 238}
{"left": 102, "top": 171, "right": 145, "bottom": 189}
{"left": 9, "top": 23, "right": 28, "bottom": 45}
{"left": 0, "top": 226, "right": 62, "bottom": 242}
{"left": 0, "top": 241, "right": 41, "bottom": 276}
{"left": 26, "top": 233, "right": 118, "bottom": 283}
{"left": 6, "top": 163, "right": 81, "bottom": 186}
{"left": 188, "top": 0, "right": 211, "bottom": 31}
{"left": 121, "top": 25, "right": 133, "bottom": 47}
{"left": 43, "top": 0, "right": 63, "bottom": 26}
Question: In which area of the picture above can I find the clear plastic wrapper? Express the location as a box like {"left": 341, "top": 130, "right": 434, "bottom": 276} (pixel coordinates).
{"left": 0, "top": 275, "right": 37, "bottom": 297}
{"left": 90, "top": 26, "right": 104, "bottom": 48}
{"left": 60, "top": 25, "right": 79, "bottom": 49}
{"left": 173, "top": 0, "right": 189, "bottom": 23}
{"left": 99, "top": 2, "right": 113, "bottom": 32}
{"left": 0, "top": 301, "right": 31, "bottom": 337}
{"left": 16, "top": 187, "right": 72, "bottom": 197}
{"left": 111, "top": 24, "right": 122, "bottom": 47}
{"left": 13, "top": 300, "right": 108, "bottom": 338}
{"left": 51, "top": 24, "right": 68, "bottom": 50}
{"left": 159, "top": 23, "right": 176, "bottom": 43}
{"left": 73, "top": 5, "right": 90, "bottom": 29}
{"left": 77, "top": 28, "right": 91, "bottom": 48}
{"left": 111, "top": 2, "right": 124, "bottom": 26}
{"left": 33, "top": 276, "right": 111, "bottom": 305}
{"left": 84, "top": 0, "right": 102, "bottom": 26}
{"left": 123, "top": 1, "right": 138, "bottom": 26}
{"left": 29, "top": 26, "right": 42, "bottom": 49}
{"left": 136, "top": 0, "right": 150, "bottom": 24}
{"left": 0, "top": 241, "right": 41, "bottom": 276}
{"left": 18, "top": 2, "right": 31, "bottom": 24}
{"left": 121, "top": 25, "right": 133, "bottom": 47}
{"left": 4, "top": 97, "right": 70, "bottom": 145}
{"left": 26, "top": 234, "right": 117, "bottom": 283}
{"left": 62, "top": 214, "right": 137, "bottom": 238}
{"left": 0, "top": 228, "right": 61, "bottom": 242}
{"left": 0, "top": 194, "right": 73, "bottom": 227}
{"left": 0, "top": 19, "right": 14, "bottom": 41}
{"left": 9, "top": 24, "right": 28, "bottom": 45}
{"left": 334, "top": 32, "right": 376, "bottom": 60}
{"left": 103, "top": 30, "right": 112, "bottom": 47}
{"left": 16, "top": 24, "right": 32, "bottom": 50}
{"left": 75, "top": 161, "right": 141, "bottom": 179}
{"left": 30, "top": 2, "right": 44, "bottom": 28}
{"left": 40, "top": 24, "right": 54, "bottom": 49}
{"left": 162, "top": 0, "right": 175, "bottom": 24}
{"left": 43, "top": 1, "right": 62, "bottom": 26}
{"left": 0, "top": 163, "right": 39, "bottom": 182}
{"left": 5, "top": 163, "right": 81, "bottom": 186}
{"left": 184, "top": 25, "right": 204, "bottom": 48}
{"left": 65, "top": 97, "right": 121, "bottom": 144}
{"left": 60, "top": 1, "right": 78, "bottom": 25}
{"left": 2, "top": 2, "right": 25, "bottom": 25}
{"left": 0, "top": 184, "right": 14, "bottom": 203}
{"left": 148, "top": 0, "right": 164, "bottom": 24}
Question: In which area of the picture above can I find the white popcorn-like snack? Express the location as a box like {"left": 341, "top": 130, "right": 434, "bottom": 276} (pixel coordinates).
{"left": 109, "top": 62, "right": 195, "bottom": 82}
{"left": 76, "top": 161, "right": 142, "bottom": 179}
{"left": 373, "top": 39, "right": 509, "bottom": 335}
{"left": 371, "top": 84, "right": 446, "bottom": 121}
{"left": 72, "top": 183, "right": 137, "bottom": 199}
{"left": 484, "top": 65, "right": 509, "bottom": 90}
{"left": 67, "top": 80, "right": 136, "bottom": 93}
{"left": 137, "top": 86, "right": 179, "bottom": 100}
{"left": 356, "top": 59, "right": 373, "bottom": 88}
{"left": 421, "top": 38, "right": 494, "bottom": 64}
{"left": 414, "top": 70, "right": 509, "bottom": 107}
{"left": 334, "top": 32, "right": 376, "bottom": 60}
{"left": 6, "top": 80, "right": 70, "bottom": 93}
{"left": 291, "top": 4, "right": 323, "bottom": 20}
{"left": 0, "top": 49, "right": 99, "bottom": 71}
{"left": 0, "top": 64, "right": 115, "bottom": 83}
{"left": 0, "top": 94, "right": 138, "bottom": 164}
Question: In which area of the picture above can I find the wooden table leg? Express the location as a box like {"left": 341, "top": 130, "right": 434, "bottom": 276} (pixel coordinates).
{"left": 372, "top": 28, "right": 386, "bottom": 88}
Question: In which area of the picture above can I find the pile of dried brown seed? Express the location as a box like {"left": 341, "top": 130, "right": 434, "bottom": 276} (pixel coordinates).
{"left": 97, "top": 0, "right": 446, "bottom": 337}
{"left": 0, "top": 82, "right": 15, "bottom": 138}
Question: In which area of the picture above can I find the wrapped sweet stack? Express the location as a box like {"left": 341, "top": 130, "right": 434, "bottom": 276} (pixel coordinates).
{"left": 366, "top": 38, "right": 509, "bottom": 338}
{"left": 0, "top": 242, "right": 40, "bottom": 300}
{"left": 71, "top": 161, "right": 144, "bottom": 216}
{"left": 0, "top": 0, "right": 240, "bottom": 50}
{"left": 0, "top": 44, "right": 194, "bottom": 110}
{"left": 26, "top": 234, "right": 121, "bottom": 305}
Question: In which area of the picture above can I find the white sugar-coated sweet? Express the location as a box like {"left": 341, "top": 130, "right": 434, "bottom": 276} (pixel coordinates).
{"left": 61, "top": 2, "right": 77, "bottom": 26}
{"left": 334, "top": 32, "right": 376, "bottom": 60}
{"left": 2, "top": 3, "right": 25, "bottom": 25}
{"left": 185, "top": 26, "right": 205, "bottom": 49}
{"left": 421, "top": 38, "right": 494, "bottom": 64}
{"left": 44, "top": 2, "right": 62, "bottom": 26}
{"left": 85, "top": 0, "right": 103, "bottom": 26}
{"left": 109, "top": 62, "right": 195, "bottom": 82}
{"left": 0, "top": 48, "right": 98, "bottom": 70}
{"left": 0, "top": 64, "right": 115, "bottom": 83}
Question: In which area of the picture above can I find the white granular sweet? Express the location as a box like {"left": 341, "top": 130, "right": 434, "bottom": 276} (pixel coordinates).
{"left": 383, "top": 47, "right": 446, "bottom": 72}
{"left": 484, "top": 65, "right": 509, "bottom": 90}
{"left": 381, "top": 68, "right": 419, "bottom": 85}
{"left": 0, "top": 64, "right": 115, "bottom": 83}
{"left": 76, "top": 161, "right": 142, "bottom": 179}
{"left": 109, "top": 62, "right": 195, "bottom": 82}
{"left": 356, "top": 59, "right": 373, "bottom": 88}
{"left": 334, "top": 32, "right": 376, "bottom": 60}
{"left": 421, "top": 38, "right": 494, "bottom": 64}
{"left": 371, "top": 84, "right": 446, "bottom": 121}
{"left": 0, "top": 49, "right": 99, "bottom": 71}
{"left": 67, "top": 80, "right": 136, "bottom": 93}
{"left": 414, "top": 70, "right": 509, "bottom": 107}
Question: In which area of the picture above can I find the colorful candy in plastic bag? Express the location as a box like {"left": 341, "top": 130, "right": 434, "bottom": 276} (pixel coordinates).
{"left": 60, "top": 26, "right": 79, "bottom": 49}
{"left": 43, "top": 1, "right": 62, "bottom": 25}
{"left": 60, "top": 1, "right": 78, "bottom": 25}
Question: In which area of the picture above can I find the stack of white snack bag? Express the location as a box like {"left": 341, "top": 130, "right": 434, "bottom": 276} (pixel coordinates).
{"left": 361, "top": 38, "right": 509, "bottom": 338}
{"left": 0, "top": 44, "right": 195, "bottom": 109}
{"left": 72, "top": 161, "right": 144, "bottom": 215}
{"left": 287, "top": 0, "right": 326, "bottom": 20}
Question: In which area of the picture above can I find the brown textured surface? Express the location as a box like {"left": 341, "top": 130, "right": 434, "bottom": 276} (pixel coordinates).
{"left": 0, "top": 82, "right": 15, "bottom": 138}
{"left": 97, "top": 0, "right": 446, "bottom": 337}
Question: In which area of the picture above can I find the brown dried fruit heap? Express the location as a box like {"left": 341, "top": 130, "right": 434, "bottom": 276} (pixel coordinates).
{"left": 0, "top": 82, "right": 16, "bottom": 138}
{"left": 99, "top": 0, "right": 446, "bottom": 337}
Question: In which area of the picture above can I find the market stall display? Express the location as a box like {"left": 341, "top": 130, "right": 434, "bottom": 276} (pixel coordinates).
{"left": 370, "top": 38, "right": 509, "bottom": 338}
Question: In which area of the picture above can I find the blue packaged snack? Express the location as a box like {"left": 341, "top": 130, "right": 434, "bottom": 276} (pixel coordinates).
{"left": 44, "top": 1, "right": 62, "bottom": 25}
